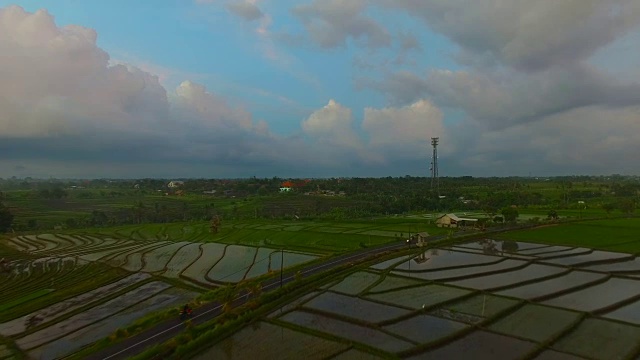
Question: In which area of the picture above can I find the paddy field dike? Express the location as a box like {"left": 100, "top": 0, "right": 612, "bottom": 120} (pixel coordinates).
{"left": 196, "top": 219, "right": 640, "bottom": 360}
{"left": 0, "top": 218, "right": 441, "bottom": 359}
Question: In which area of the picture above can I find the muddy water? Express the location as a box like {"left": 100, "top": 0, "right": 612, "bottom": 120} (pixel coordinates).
{"left": 208, "top": 245, "right": 257, "bottom": 283}
{"left": 281, "top": 311, "right": 414, "bottom": 353}
{"left": 552, "top": 318, "right": 640, "bottom": 360}
{"left": 488, "top": 304, "right": 581, "bottom": 343}
{"left": 0, "top": 273, "right": 151, "bottom": 336}
{"left": 270, "top": 251, "right": 318, "bottom": 271}
{"left": 447, "top": 264, "right": 566, "bottom": 290}
{"left": 141, "top": 241, "right": 191, "bottom": 273}
{"left": 384, "top": 315, "right": 467, "bottom": 343}
{"left": 392, "top": 259, "right": 527, "bottom": 281}
{"left": 367, "top": 275, "right": 424, "bottom": 294}
{"left": 583, "top": 258, "right": 640, "bottom": 273}
{"left": 103, "top": 242, "right": 169, "bottom": 267}
{"left": 366, "top": 284, "right": 471, "bottom": 309}
{"left": 329, "top": 271, "right": 381, "bottom": 295}
{"left": 370, "top": 255, "right": 413, "bottom": 270}
{"left": 181, "top": 243, "right": 226, "bottom": 284}
{"left": 407, "top": 330, "right": 537, "bottom": 360}
{"left": 162, "top": 243, "right": 201, "bottom": 278}
{"left": 495, "top": 271, "right": 607, "bottom": 300}
{"left": 602, "top": 299, "right": 640, "bottom": 325}
{"left": 517, "top": 246, "right": 574, "bottom": 255}
{"left": 243, "top": 248, "right": 276, "bottom": 280}
{"left": 541, "top": 251, "right": 632, "bottom": 266}
{"left": 16, "top": 281, "right": 171, "bottom": 350}
{"left": 302, "top": 292, "right": 410, "bottom": 323}
{"left": 542, "top": 277, "right": 640, "bottom": 312}
{"left": 191, "top": 321, "right": 347, "bottom": 360}
{"left": 533, "top": 350, "right": 586, "bottom": 360}
{"left": 433, "top": 294, "right": 519, "bottom": 323}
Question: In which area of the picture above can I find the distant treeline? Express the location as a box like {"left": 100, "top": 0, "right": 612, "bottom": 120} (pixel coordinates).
{"left": 0, "top": 175, "right": 638, "bottom": 231}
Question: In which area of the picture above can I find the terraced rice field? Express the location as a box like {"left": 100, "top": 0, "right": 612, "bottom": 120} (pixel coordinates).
{"left": 0, "top": 241, "right": 200, "bottom": 360}
{"left": 1, "top": 230, "right": 321, "bottom": 359}
{"left": 4, "top": 233, "right": 319, "bottom": 287}
{"left": 198, "top": 238, "right": 640, "bottom": 359}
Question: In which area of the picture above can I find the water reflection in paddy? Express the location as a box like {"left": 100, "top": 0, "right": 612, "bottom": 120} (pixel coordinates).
{"left": 448, "top": 264, "right": 566, "bottom": 290}
{"left": 393, "top": 249, "right": 501, "bottom": 272}
{"left": 541, "top": 251, "right": 632, "bottom": 266}
{"left": 542, "top": 277, "right": 640, "bottom": 312}
{"left": 494, "top": 271, "right": 607, "bottom": 300}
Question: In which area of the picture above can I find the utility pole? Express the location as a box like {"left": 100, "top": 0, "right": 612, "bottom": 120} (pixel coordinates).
{"left": 430, "top": 137, "right": 440, "bottom": 196}
{"left": 279, "top": 248, "right": 284, "bottom": 288}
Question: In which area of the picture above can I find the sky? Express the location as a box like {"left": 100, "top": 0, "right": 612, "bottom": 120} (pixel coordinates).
{"left": 0, "top": 1, "right": 639, "bottom": 179}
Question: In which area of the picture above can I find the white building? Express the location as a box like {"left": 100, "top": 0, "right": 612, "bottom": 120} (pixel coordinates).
{"left": 168, "top": 181, "right": 184, "bottom": 188}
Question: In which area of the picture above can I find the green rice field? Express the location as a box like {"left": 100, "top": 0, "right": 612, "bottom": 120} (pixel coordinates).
{"left": 193, "top": 235, "right": 640, "bottom": 359}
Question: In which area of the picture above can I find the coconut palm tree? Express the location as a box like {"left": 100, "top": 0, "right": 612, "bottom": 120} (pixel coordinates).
{"left": 220, "top": 285, "right": 236, "bottom": 313}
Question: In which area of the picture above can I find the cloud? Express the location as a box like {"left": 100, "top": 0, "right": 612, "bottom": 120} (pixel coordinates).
{"left": 363, "top": 99, "right": 445, "bottom": 148}
{"left": 363, "top": 99, "right": 447, "bottom": 162}
{"left": 377, "top": 0, "right": 640, "bottom": 71}
{"left": 226, "top": 1, "right": 264, "bottom": 21}
{"left": 0, "top": 5, "right": 293, "bottom": 176}
{"left": 359, "top": 63, "right": 640, "bottom": 130}
{"left": 0, "top": 5, "right": 414, "bottom": 177}
{"left": 450, "top": 105, "right": 640, "bottom": 176}
{"left": 292, "top": 0, "right": 391, "bottom": 49}
{"left": 302, "top": 99, "right": 361, "bottom": 148}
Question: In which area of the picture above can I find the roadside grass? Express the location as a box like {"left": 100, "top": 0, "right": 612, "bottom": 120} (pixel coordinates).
{"left": 495, "top": 218, "right": 640, "bottom": 253}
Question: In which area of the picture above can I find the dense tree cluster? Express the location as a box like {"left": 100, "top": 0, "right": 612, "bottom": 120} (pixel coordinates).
{"left": 0, "top": 175, "right": 638, "bottom": 231}
{"left": 0, "top": 202, "right": 14, "bottom": 233}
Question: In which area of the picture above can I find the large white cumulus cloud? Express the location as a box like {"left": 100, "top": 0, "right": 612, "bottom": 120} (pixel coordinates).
{"left": 0, "top": 5, "right": 442, "bottom": 178}
{"left": 351, "top": 0, "right": 640, "bottom": 174}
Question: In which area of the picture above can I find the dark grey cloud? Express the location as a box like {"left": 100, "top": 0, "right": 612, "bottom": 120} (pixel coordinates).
{"left": 292, "top": 0, "right": 391, "bottom": 49}
{"left": 358, "top": 64, "right": 640, "bottom": 130}
{"left": 376, "top": 0, "right": 640, "bottom": 71}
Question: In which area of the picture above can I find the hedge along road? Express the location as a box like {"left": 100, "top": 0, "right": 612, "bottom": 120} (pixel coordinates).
{"left": 83, "top": 227, "right": 523, "bottom": 360}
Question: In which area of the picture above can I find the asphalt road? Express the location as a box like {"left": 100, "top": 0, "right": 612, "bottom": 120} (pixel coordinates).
{"left": 81, "top": 238, "right": 423, "bottom": 360}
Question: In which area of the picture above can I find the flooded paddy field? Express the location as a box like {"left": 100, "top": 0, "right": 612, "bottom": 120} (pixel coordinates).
{"left": 191, "top": 322, "right": 349, "bottom": 360}
{"left": 204, "top": 238, "right": 640, "bottom": 359}
{"left": 1, "top": 230, "right": 322, "bottom": 359}
{"left": 5, "top": 233, "right": 320, "bottom": 287}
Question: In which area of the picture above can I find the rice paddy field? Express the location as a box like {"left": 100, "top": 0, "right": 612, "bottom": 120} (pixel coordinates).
{"left": 195, "top": 235, "right": 640, "bottom": 359}
{"left": 2, "top": 233, "right": 319, "bottom": 288}
{"left": 494, "top": 218, "right": 640, "bottom": 253}
{"left": 0, "top": 241, "right": 200, "bottom": 360}
{"left": 64, "top": 218, "right": 448, "bottom": 254}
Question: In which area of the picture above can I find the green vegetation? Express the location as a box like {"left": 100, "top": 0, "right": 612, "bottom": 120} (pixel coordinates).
{"left": 1, "top": 174, "right": 639, "bottom": 359}
{"left": 58, "top": 219, "right": 448, "bottom": 254}
{"left": 1, "top": 175, "right": 638, "bottom": 232}
{"left": 0, "top": 202, "right": 13, "bottom": 233}
{"left": 0, "top": 289, "right": 54, "bottom": 312}
{"left": 495, "top": 218, "right": 640, "bottom": 253}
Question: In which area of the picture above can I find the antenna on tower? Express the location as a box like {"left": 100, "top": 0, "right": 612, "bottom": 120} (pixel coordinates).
{"left": 430, "top": 137, "right": 439, "bottom": 195}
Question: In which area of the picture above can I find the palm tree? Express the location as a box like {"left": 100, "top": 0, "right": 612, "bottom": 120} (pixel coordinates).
{"left": 220, "top": 285, "right": 236, "bottom": 313}
{"left": 249, "top": 282, "right": 262, "bottom": 298}
{"left": 133, "top": 201, "right": 145, "bottom": 224}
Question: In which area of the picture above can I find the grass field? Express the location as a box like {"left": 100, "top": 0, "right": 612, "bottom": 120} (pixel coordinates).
{"left": 495, "top": 218, "right": 640, "bottom": 253}
{"left": 56, "top": 219, "right": 450, "bottom": 254}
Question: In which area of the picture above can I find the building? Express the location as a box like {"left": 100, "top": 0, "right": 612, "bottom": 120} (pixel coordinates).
{"left": 168, "top": 181, "right": 184, "bottom": 188}
{"left": 435, "top": 213, "right": 478, "bottom": 228}
{"left": 410, "top": 232, "right": 429, "bottom": 247}
{"left": 279, "top": 187, "right": 292, "bottom": 192}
